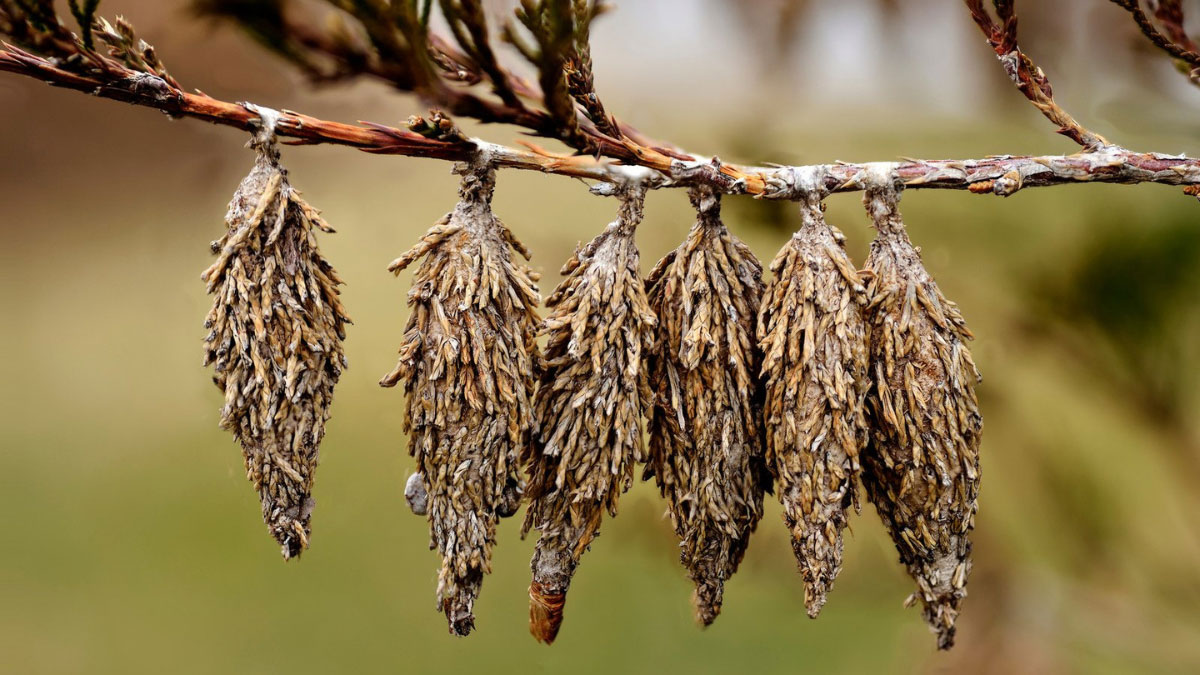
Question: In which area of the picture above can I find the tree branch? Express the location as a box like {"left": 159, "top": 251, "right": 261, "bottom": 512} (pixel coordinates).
{"left": 1108, "top": 0, "right": 1200, "bottom": 86}
{"left": 1151, "top": 0, "right": 1199, "bottom": 54}
{"left": 4, "top": 41, "right": 1200, "bottom": 201}
{"left": 965, "top": 0, "right": 1110, "bottom": 149}
{"left": 195, "top": 0, "right": 687, "bottom": 163}
{"left": 1110, "top": 0, "right": 1200, "bottom": 65}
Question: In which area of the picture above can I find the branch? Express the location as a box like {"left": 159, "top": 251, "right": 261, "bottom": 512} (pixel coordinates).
{"left": 965, "top": 0, "right": 1110, "bottom": 149}
{"left": 5, "top": 42, "right": 1200, "bottom": 201}
{"left": 1108, "top": 0, "right": 1200, "bottom": 85}
{"left": 1111, "top": 0, "right": 1200, "bottom": 64}
{"left": 437, "top": 0, "right": 525, "bottom": 108}
{"left": 1151, "top": 0, "right": 1199, "bottom": 54}
{"left": 195, "top": 0, "right": 687, "bottom": 164}
{"left": 0, "top": 43, "right": 467, "bottom": 154}
{"left": 562, "top": 0, "right": 622, "bottom": 139}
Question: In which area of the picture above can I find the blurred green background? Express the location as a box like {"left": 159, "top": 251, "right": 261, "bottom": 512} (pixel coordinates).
{"left": 2, "top": 1, "right": 1200, "bottom": 673}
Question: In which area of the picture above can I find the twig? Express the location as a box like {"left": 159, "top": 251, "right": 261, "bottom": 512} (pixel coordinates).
{"left": 562, "top": 0, "right": 622, "bottom": 139}
{"left": 438, "top": 0, "right": 524, "bottom": 108}
{"left": 4, "top": 42, "right": 1200, "bottom": 200}
{"left": 196, "top": 0, "right": 677, "bottom": 163}
{"left": 1151, "top": 0, "right": 1200, "bottom": 54}
{"left": 1110, "top": 0, "right": 1200, "bottom": 65}
{"left": 1108, "top": 0, "right": 1200, "bottom": 87}
{"left": 965, "top": 0, "right": 1110, "bottom": 149}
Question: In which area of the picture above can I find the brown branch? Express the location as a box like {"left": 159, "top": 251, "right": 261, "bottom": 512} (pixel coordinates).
{"left": 506, "top": 0, "right": 592, "bottom": 151}
{"left": 195, "top": 0, "right": 676, "bottom": 163}
{"left": 1110, "top": 0, "right": 1200, "bottom": 65}
{"left": 0, "top": 44, "right": 451, "bottom": 152}
{"left": 965, "top": 0, "right": 1110, "bottom": 149}
{"left": 4, "top": 42, "right": 1200, "bottom": 201}
{"left": 438, "top": 0, "right": 524, "bottom": 108}
{"left": 1108, "top": 0, "right": 1200, "bottom": 86}
{"left": 563, "top": 0, "right": 621, "bottom": 139}
{"left": 1152, "top": 0, "right": 1199, "bottom": 53}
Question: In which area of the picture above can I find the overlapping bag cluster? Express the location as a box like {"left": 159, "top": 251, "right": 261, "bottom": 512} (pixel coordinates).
{"left": 200, "top": 150, "right": 984, "bottom": 649}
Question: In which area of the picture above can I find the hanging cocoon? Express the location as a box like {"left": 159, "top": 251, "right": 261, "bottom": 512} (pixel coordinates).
{"left": 644, "top": 185, "right": 770, "bottom": 626}
{"left": 757, "top": 178, "right": 870, "bottom": 617}
{"left": 860, "top": 174, "right": 983, "bottom": 650}
{"left": 202, "top": 118, "right": 350, "bottom": 560}
{"left": 522, "top": 186, "right": 657, "bottom": 644}
{"left": 380, "top": 160, "right": 541, "bottom": 636}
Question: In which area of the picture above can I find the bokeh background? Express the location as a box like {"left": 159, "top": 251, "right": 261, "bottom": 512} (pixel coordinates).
{"left": 3, "top": 1, "right": 1200, "bottom": 673}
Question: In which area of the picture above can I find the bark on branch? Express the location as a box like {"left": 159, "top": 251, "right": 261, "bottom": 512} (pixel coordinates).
{"left": 965, "top": 0, "right": 1110, "bottom": 149}
{"left": 4, "top": 42, "right": 1200, "bottom": 200}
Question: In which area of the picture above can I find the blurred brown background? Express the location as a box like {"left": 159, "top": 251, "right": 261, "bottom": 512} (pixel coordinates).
{"left": 2, "top": 1, "right": 1200, "bottom": 673}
